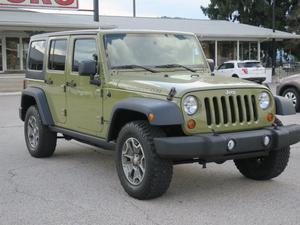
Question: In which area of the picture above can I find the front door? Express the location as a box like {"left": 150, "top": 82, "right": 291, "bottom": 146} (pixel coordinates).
{"left": 65, "top": 35, "right": 102, "bottom": 136}
{"left": 44, "top": 37, "right": 68, "bottom": 125}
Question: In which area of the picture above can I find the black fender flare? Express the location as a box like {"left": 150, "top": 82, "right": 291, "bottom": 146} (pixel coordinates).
{"left": 107, "top": 97, "right": 184, "bottom": 140}
{"left": 274, "top": 95, "right": 296, "bottom": 115}
{"left": 20, "top": 87, "right": 54, "bottom": 126}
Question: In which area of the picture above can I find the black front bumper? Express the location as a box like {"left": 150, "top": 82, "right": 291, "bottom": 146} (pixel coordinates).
{"left": 154, "top": 125, "right": 300, "bottom": 160}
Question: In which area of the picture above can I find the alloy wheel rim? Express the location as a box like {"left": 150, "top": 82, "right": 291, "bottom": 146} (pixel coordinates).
{"left": 121, "top": 137, "right": 146, "bottom": 186}
{"left": 284, "top": 92, "right": 297, "bottom": 106}
{"left": 27, "top": 116, "right": 39, "bottom": 149}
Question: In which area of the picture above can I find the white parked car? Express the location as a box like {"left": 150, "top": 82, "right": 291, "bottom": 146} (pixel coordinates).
{"left": 214, "top": 60, "right": 267, "bottom": 83}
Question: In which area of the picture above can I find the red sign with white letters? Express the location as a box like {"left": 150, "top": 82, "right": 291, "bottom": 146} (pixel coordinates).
{"left": 0, "top": 0, "right": 79, "bottom": 9}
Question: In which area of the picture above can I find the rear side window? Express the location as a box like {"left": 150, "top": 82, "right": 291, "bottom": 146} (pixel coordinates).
{"left": 72, "top": 39, "right": 97, "bottom": 72}
{"left": 28, "top": 41, "right": 46, "bottom": 71}
{"left": 226, "top": 63, "right": 234, "bottom": 69}
{"left": 48, "top": 39, "right": 68, "bottom": 71}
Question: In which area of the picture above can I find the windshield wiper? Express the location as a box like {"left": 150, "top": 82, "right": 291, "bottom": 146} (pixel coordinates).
{"left": 155, "top": 64, "right": 197, "bottom": 73}
{"left": 111, "top": 65, "right": 158, "bottom": 73}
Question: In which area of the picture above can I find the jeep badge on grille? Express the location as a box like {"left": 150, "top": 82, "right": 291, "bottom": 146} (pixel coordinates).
{"left": 225, "top": 90, "right": 237, "bottom": 95}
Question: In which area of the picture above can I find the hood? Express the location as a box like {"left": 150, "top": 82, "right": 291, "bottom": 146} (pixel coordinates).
{"left": 117, "top": 72, "right": 264, "bottom": 98}
{"left": 281, "top": 74, "right": 300, "bottom": 83}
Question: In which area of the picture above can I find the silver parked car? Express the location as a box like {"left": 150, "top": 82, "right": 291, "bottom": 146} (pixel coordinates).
{"left": 277, "top": 74, "right": 300, "bottom": 112}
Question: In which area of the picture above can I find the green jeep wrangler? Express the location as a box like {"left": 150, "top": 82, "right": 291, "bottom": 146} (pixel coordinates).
{"left": 20, "top": 29, "right": 300, "bottom": 199}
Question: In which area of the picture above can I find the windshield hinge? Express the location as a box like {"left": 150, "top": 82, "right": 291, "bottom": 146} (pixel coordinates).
{"left": 167, "top": 87, "right": 177, "bottom": 101}
{"left": 100, "top": 89, "right": 104, "bottom": 98}
{"left": 101, "top": 117, "right": 104, "bottom": 124}
{"left": 64, "top": 109, "right": 67, "bottom": 117}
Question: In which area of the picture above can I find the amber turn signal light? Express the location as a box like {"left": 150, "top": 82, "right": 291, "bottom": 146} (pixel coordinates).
{"left": 267, "top": 113, "right": 274, "bottom": 122}
{"left": 148, "top": 113, "right": 155, "bottom": 122}
{"left": 187, "top": 119, "right": 196, "bottom": 129}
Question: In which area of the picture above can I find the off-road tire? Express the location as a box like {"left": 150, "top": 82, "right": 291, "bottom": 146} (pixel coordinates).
{"left": 234, "top": 118, "right": 290, "bottom": 180}
{"left": 282, "top": 87, "right": 300, "bottom": 112}
{"left": 24, "top": 105, "right": 57, "bottom": 158}
{"left": 116, "top": 121, "right": 173, "bottom": 200}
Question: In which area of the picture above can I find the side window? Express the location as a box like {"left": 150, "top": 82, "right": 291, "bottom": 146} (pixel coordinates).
{"left": 226, "top": 63, "right": 234, "bottom": 69}
{"left": 28, "top": 40, "right": 46, "bottom": 71}
{"left": 48, "top": 39, "right": 68, "bottom": 71}
{"left": 72, "top": 39, "right": 97, "bottom": 72}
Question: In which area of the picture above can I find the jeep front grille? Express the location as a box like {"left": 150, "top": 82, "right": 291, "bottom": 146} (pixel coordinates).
{"left": 204, "top": 95, "right": 258, "bottom": 127}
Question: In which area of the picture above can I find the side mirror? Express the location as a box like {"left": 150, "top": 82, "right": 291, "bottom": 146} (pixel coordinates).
{"left": 207, "top": 59, "right": 215, "bottom": 74}
{"left": 79, "top": 60, "right": 97, "bottom": 76}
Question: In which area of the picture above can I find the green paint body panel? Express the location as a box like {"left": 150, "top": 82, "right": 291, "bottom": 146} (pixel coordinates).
{"left": 26, "top": 31, "right": 274, "bottom": 139}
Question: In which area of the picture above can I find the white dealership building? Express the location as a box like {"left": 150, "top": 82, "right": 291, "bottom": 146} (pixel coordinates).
{"left": 0, "top": 8, "right": 300, "bottom": 73}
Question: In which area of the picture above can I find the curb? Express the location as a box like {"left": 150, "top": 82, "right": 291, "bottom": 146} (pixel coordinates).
{"left": 0, "top": 92, "right": 21, "bottom": 96}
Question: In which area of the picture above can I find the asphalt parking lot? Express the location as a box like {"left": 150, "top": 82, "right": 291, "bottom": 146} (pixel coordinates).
{"left": 1, "top": 95, "right": 300, "bottom": 225}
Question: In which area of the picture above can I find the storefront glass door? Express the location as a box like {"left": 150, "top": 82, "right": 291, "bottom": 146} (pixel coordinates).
{"left": 0, "top": 39, "right": 3, "bottom": 72}
{"left": 6, "top": 38, "right": 20, "bottom": 71}
{"left": 22, "top": 38, "right": 30, "bottom": 70}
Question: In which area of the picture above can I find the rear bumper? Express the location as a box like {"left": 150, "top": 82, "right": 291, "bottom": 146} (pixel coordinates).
{"left": 154, "top": 125, "right": 300, "bottom": 160}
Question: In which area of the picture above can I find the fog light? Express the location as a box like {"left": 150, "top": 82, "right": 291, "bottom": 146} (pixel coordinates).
{"left": 227, "top": 139, "right": 236, "bottom": 151}
{"left": 263, "top": 136, "right": 271, "bottom": 147}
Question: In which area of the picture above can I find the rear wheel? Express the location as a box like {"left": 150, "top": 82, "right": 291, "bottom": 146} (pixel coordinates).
{"left": 232, "top": 74, "right": 239, "bottom": 78}
{"left": 282, "top": 87, "right": 300, "bottom": 112}
{"left": 234, "top": 118, "right": 290, "bottom": 180}
{"left": 24, "top": 106, "right": 57, "bottom": 158}
{"left": 116, "top": 121, "right": 173, "bottom": 200}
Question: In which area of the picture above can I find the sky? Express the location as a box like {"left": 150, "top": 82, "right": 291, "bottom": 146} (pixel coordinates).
{"left": 77, "top": 0, "right": 210, "bottom": 19}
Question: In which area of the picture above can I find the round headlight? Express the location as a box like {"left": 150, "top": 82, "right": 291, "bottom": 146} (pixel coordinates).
{"left": 258, "top": 92, "right": 270, "bottom": 110}
{"left": 183, "top": 96, "right": 198, "bottom": 115}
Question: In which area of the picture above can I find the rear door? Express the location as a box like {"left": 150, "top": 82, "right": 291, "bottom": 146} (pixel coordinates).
{"left": 244, "top": 61, "right": 266, "bottom": 78}
{"left": 65, "top": 35, "right": 103, "bottom": 136}
{"left": 44, "top": 37, "right": 69, "bottom": 125}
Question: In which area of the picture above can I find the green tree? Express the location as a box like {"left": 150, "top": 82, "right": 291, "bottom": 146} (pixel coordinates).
{"left": 201, "top": 0, "right": 298, "bottom": 31}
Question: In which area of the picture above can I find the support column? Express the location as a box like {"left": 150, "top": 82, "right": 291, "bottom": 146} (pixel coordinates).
{"left": 237, "top": 40, "right": 240, "bottom": 61}
{"left": 2, "top": 37, "right": 7, "bottom": 72}
{"left": 215, "top": 40, "right": 218, "bottom": 67}
{"left": 258, "top": 41, "right": 261, "bottom": 61}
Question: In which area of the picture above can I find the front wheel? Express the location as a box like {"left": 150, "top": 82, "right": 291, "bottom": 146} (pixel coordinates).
{"left": 116, "top": 121, "right": 173, "bottom": 200}
{"left": 234, "top": 118, "right": 290, "bottom": 180}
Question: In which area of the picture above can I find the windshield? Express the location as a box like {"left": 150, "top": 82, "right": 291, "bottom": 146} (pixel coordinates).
{"left": 104, "top": 33, "right": 207, "bottom": 70}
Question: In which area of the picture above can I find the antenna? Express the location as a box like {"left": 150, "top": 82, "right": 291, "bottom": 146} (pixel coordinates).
{"left": 133, "top": 0, "right": 136, "bottom": 17}
{"left": 94, "top": 0, "right": 99, "bottom": 22}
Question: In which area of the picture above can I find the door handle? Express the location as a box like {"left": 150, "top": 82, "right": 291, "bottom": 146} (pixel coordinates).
{"left": 45, "top": 79, "right": 53, "bottom": 85}
{"left": 66, "top": 80, "right": 77, "bottom": 88}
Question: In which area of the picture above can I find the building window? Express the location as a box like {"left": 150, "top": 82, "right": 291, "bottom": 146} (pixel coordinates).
{"left": 72, "top": 39, "right": 97, "bottom": 72}
{"left": 239, "top": 42, "right": 258, "bottom": 60}
{"left": 48, "top": 39, "right": 68, "bottom": 71}
{"left": 28, "top": 40, "right": 46, "bottom": 71}
{"left": 200, "top": 41, "right": 215, "bottom": 61}
{"left": 217, "top": 41, "right": 237, "bottom": 65}
{"left": 6, "top": 38, "right": 21, "bottom": 71}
